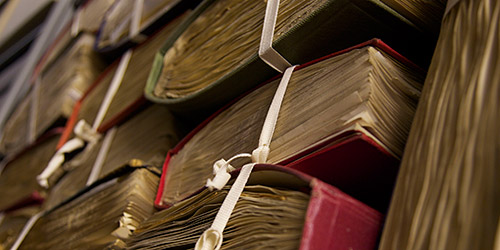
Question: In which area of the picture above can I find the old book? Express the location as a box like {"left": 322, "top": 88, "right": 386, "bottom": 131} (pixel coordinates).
{"left": 145, "top": 0, "right": 439, "bottom": 120}
{"left": 97, "top": 14, "right": 186, "bottom": 132}
{"left": 33, "top": 33, "right": 106, "bottom": 139}
{"left": 56, "top": 61, "right": 120, "bottom": 148}
{"left": 0, "top": 129, "right": 61, "bottom": 211}
{"left": 379, "top": 1, "right": 500, "bottom": 249}
{"left": 41, "top": 139, "right": 103, "bottom": 210}
{"left": 42, "top": 16, "right": 188, "bottom": 191}
{"left": 17, "top": 164, "right": 159, "bottom": 250}
{"left": 41, "top": 18, "right": 188, "bottom": 196}
{"left": 127, "top": 165, "right": 382, "bottom": 250}
{"left": 95, "top": 0, "right": 197, "bottom": 55}
{"left": 44, "top": 104, "right": 182, "bottom": 210}
{"left": 75, "top": 0, "right": 117, "bottom": 34}
{"left": 97, "top": 104, "right": 182, "bottom": 178}
{"left": 155, "top": 40, "right": 424, "bottom": 208}
{"left": 61, "top": 14, "right": 187, "bottom": 147}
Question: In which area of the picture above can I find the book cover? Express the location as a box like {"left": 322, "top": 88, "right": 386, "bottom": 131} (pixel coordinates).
{"left": 131, "top": 165, "right": 382, "bottom": 250}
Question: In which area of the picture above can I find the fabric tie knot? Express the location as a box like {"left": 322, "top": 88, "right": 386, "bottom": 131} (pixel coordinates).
{"left": 206, "top": 153, "right": 251, "bottom": 191}
{"left": 74, "top": 119, "right": 101, "bottom": 144}
{"left": 37, "top": 120, "right": 100, "bottom": 188}
{"left": 195, "top": 228, "right": 223, "bottom": 250}
{"left": 251, "top": 145, "right": 269, "bottom": 163}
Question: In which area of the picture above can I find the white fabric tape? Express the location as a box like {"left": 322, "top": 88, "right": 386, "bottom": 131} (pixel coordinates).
{"left": 37, "top": 137, "right": 85, "bottom": 188}
{"left": 253, "top": 65, "right": 296, "bottom": 163}
{"left": 130, "top": 0, "right": 144, "bottom": 39}
{"left": 29, "top": 78, "right": 41, "bottom": 144}
{"left": 196, "top": 1, "right": 297, "bottom": 246}
{"left": 198, "top": 65, "right": 296, "bottom": 249}
{"left": 259, "top": 0, "right": 291, "bottom": 73}
{"left": 74, "top": 119, "right": 101, "bottom": 144}
{"left": 196, "top": 163, "right": 255, "bottom": 250}
{"left": 71, "top": 8, "right": 82, "bottom": 37}
{"left": 86, "top": 126, "right": 117, "bottom": 186}
{"left": 93, "top": 50, "right": 132, "bottom": 130}
{"left": 10, "top": 212, "right": 43, "bottom": 250}
{"left": 36, "top": 119, "right": 100, "bottom": 188}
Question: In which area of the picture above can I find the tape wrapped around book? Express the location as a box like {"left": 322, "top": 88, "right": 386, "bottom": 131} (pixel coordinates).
{"left": 144, "top": 0, "right": 442, "bottom": 121}
{"left": 154, "top": 39, "right": 425, "bottom": 212}
{"left": 130, "top": 164, "right": 383, "bottom": 250}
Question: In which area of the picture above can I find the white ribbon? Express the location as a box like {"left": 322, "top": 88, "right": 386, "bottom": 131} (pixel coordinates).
{"left": 10, "top": 212, "right": 43, "bottom": 250}
{"left": 28, "top": 78, "right": 40, "bottom": 144}
{"left": 258, "top": 0, "right": 291, "bottom": 73}
{"left": 86, "top": 126, "right": 117, "bottom": 186}
{"left": 37, "top": 120, "right": 101, "bottom": 188}
{"left": 130, "top": 0, "right": 144, "bottom": 39}
{"left": 196, "top": 66, "right": 296, "bottom": 250}
{"left": 195, "top": 1, "right": 298, "bottom": 247}
{"left": 93, "top": 50, "right": 132, "bottom": 130}
{"left": 71, "top": 8, "right": 82, "bottom": 37}
{"left": 195, "top": 163, "right": 255, "bottom": 250}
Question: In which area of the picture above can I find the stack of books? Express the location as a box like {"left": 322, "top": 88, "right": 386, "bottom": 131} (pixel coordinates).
{"left": 0, "top": 0, "right": 452, "bottom": 249}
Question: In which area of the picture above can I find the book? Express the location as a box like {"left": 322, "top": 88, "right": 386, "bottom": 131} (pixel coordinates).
{"left": 381, "top": 0, "right": 446, "bottom": 34}
{"left": 44, "top": 104, "right": 182, "bottom": 210}
{"left": 42, "top": 19, "right": 189, "bottom": 199}
{"left": 379, "top": 1, "right": 500, "bottom": 249}
{"left": 75, "top": 0, "right": 117, "bottom": 34}
{"left": 145, "top": 0, "right": 440, "bottom": 120}
{"left": 0, "top": 0, "right": 54, "bottom": 71}
{"left": 33, "top": 32, "right": 106, "bottom": 139}
{"left": 95, "top": 0, "right": 198, "bottom": 56}
{"left": 56, "top": 60, "right": 120, "bottom": 148}
{"left": 97, "top": 104, "right": 183, "bottom": 178}
{"left": 97, "top": 14, "right": 186, "bottom": 132}
{"left": 127, "top": 165, "right": 382, "bottom": 250}
{"left": 32, "top": 21, "right": 75, "bottom": 80}
{"left": 0, "top": 129, "right": 61, "bottom": 211}
{"left": 58, "top": 13, "right": 188, "bottom": 149}
{"left": 16, "top": 164, "right": 160, "bottom": 250}
{"left": 41, "top": 139, "right": 103, "bottom": 210}
{"left": 155, "top": 40, "right": 424, "bottom": 208}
